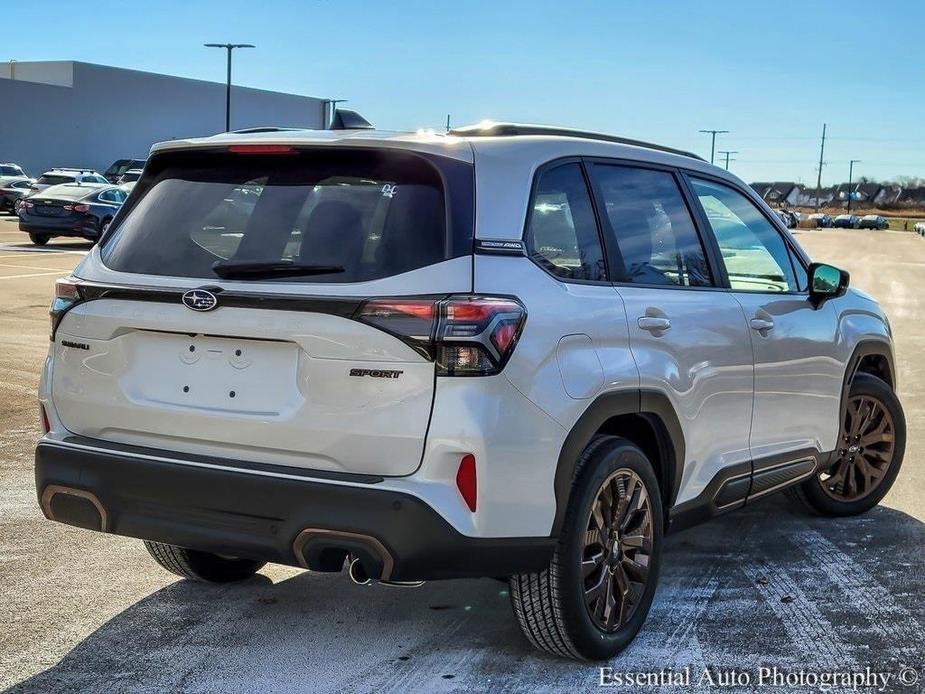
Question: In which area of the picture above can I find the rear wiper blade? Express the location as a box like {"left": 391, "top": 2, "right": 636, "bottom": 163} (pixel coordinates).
{"left": 211, "top": 260, "right": 345, "bottom": 280}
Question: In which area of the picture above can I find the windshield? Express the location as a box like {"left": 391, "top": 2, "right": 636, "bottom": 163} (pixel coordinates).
{"left": 105, "top": 160, "right": 129, "bottom": 176}
{"left": 0, "top": 165, "right": 24, "bottom": 176}
{"left": 101, "top": 148, "right": 473, "bottom": 283}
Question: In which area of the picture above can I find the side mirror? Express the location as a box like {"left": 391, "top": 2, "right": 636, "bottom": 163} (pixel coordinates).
{"left": 808, "top": 262, "right": 849, "bottom": 308}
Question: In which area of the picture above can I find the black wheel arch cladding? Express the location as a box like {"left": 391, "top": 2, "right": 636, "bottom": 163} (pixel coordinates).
{"left": 552, "top": 389, "right": 683, "bottom": 536}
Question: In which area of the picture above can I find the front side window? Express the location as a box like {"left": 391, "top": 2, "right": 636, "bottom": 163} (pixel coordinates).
{"left": 525, "top": 162, "right": 607, "bottom": 282}
{"left": 592, "top": 165, "right": 711, "bottom": 287}
{"left": 691, "top": 178, "right": 801, "bottom": 293}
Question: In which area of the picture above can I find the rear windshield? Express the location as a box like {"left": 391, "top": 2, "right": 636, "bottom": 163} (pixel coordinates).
{"left": 1, "top": 165, "right": 24, "bottom": 176}
{"left": 37, "top": 174, "right": 75, "bottom": 185}
{"left": 38, "top": 185, "right": 95, "bottom": 200}
{"left": 101, "top": 148, "right": 473, "bottom": 283}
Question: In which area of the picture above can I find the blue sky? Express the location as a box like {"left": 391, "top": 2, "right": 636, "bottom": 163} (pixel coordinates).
{"left": 5, "top": 0, "right": 923, "bottom": 184}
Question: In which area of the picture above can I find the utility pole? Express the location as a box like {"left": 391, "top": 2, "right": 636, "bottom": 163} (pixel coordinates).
{"left": 717, "top": 150, "right": 738, "bottom": 170}
{"left": 815, "top": 123, "right": 827, "bottom": 211}
{"left": 322, "top": 99, "right": 347, "bottom": 128}
{"left": 699, "top": 129, "right": 729, "bottom": 165}
{"left": 446, "top": 114, "right": 451, "bottom": 133}
{"left": 204, "top": 43, "right": 255, "bottom": 132}
{"left": 847, "top": 159, "right": 861, "bottom": 215}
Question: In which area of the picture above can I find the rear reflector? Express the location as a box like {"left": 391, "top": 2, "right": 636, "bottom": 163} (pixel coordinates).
{"left": 227, "top": 144, "right": 296, "bottom": 155}
{"left": 456, "top": 454, "right": 477, "bottom": 512}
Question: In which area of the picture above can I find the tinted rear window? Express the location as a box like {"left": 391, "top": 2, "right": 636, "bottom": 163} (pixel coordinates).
{"left": 101, "top": 148, "right": 473, "bottom": 283}
{"left": 1, "top": 165, "right": 24, "bottom": 176}
{"left": 38, "top": 185, "right": 96, "bottom": 200}
{"left": 38, "top": 174, "right": 74, "bottom": 185}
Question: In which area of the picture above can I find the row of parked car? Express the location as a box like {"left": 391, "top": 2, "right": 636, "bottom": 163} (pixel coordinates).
{"left": 0, "top": 158, "right": 145, "bottom": 245}
{"left": 770, "top": 207, "right": 894, "bottom": 230}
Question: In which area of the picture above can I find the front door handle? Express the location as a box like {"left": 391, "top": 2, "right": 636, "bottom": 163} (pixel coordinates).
{"left": 638, "top": 316, "right": 671, "bottom": 332}
{"left": 750, "top": 317, "right": 775, "bottom": 333}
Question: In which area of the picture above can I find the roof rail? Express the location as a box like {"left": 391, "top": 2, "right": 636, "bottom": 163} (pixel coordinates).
{"left": 448, "top": 122, "right": 705, "bottom": 161}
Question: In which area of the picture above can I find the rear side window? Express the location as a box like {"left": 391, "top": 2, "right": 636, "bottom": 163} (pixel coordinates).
{"left": 525, "top": 162, "right": 607, "bottom": 282}
{"left": 101, "top": 148, "right": 472, "bottom": 283}
{"left": 591, "top": 165, "right": 712, "bottom": 287}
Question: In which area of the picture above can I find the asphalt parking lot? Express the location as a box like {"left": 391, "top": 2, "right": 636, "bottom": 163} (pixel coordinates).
{"left": 1, "top": 215, "right": 923, "bottom": 693}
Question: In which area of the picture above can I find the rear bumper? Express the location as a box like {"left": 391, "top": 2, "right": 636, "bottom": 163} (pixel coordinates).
{"left": 34, "top": 438, "right": 555, "bottom": 581}
{"left": 19, "top": 218, "right": 98, "bottom": 237}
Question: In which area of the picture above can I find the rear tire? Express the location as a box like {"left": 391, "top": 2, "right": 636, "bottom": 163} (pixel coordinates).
{"left": 144, "top": 540, "right": 266, "bottom": 582}
{"left": 788, "top": 373, "right": 905, "bottom": 517}
{"left": 510, "top": 436, "right": 663, "bottom": 660}
{"left": 29, "top": 233, "right": 49, "bottom": 246}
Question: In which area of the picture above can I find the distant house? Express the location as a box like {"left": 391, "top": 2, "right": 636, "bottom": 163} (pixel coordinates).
{"left": 829, "top": 182, "right": 901, "bottom": 207}
{"left": 750, "top": 181, "right": 800, "bottom": 206}
{"left": 794, "top": 185, "right": 836, "bottom": 207}
{"left": 897, "top": 187, "right": 925, "bottom": 208}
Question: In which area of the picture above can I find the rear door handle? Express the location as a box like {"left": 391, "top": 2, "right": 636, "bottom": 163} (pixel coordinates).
{"left": 750, "top": 318, "right": 774, "bottom": 333}
{"left": 637, "top": 316, "right": 671, "bottom": 332}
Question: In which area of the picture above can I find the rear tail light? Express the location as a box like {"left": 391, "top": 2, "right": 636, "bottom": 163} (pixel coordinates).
{"left": 64, "top": 203, "right": 90, "bottom": 213}
{"left": 50, "top": 277, "right": 83, "bottom": 339}
{"left": 356, "top": 295, "right": 526, "bottom": 376}
{"left": 456, "top": 454, "right": 477, "bottom": 512}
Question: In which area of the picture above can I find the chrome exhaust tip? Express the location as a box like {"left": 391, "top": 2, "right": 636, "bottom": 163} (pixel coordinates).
{"left": 348, "top": 556, "right": 371, "bottom": 585}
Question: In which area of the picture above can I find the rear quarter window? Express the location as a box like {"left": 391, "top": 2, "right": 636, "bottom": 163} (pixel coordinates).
{"left": 101, "top": 148, "right": 473, "bottom": 283}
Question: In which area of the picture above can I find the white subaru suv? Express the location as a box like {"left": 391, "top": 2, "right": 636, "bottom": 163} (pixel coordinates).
{"left": 36, "top": 122, "right": 905, "bottom": 660}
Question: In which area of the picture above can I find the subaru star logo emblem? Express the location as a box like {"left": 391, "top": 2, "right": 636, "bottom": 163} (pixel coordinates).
{"left": 182, "top": 289, "right": 218, "bottom": 312}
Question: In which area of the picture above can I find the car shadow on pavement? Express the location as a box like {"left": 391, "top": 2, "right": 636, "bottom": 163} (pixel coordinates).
{"left": 6, "top": 496, "right": 925, "bottom": 694}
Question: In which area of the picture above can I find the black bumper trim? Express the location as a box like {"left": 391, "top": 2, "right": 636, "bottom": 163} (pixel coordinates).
{"left": 60, "top": 434, "right": 385, "bottom": 485}
{"left": 35, "top": 440, "right": 555, "bottom": 581}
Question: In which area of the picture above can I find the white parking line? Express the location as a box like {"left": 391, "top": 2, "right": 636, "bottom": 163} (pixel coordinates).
{"left": 0, "top": 247, "right": 89, "bottom": 256}
{"left": 0, "top": 270, "right": 70, "bottom": 280}
{"left": 0, "top": 263, "right": 75, "bottom": 272}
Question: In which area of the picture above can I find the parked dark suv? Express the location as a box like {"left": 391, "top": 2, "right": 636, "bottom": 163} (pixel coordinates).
{"left": 103, "top": 158, "right": 147, "bottom": 184}
{"left": 18, "top": 184, "right": 128, "bottom": 245}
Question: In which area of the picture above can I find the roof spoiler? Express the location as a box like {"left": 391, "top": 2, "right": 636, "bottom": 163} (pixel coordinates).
{"left": 330, "top": 109, "right": 373, "bottom": 130}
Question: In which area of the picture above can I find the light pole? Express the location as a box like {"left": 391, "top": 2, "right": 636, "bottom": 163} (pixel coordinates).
{"left": 699, "top": 129, "right": 729, "bottom": 165}
{"left": 846, "top": 159, "right": 861, "bottom": 215}
{"left": 322, "top": 99, "right": 347, "bottom": 128}
{"left": 717, "top": 150, "right": 738, "bottom": 171}
{"left": 204, "top": 43, "right": 255, "bottom": 132}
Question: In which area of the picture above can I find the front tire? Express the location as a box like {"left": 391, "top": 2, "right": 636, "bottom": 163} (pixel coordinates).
{"left": 510, "top": 436, "right": 663, "bottom": 660}
{"left": 788, "top": 373, "right": 905, "bottom": 516}
{"left": 144, "top": 540, "right": 266, "bottom": 583}
{"left": 29, "top": 233, "right": 49, "bottom": 246}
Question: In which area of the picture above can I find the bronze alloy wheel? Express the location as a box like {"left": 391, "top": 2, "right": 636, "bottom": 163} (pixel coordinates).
{"left": 819, "top": 394, "right": 895, "bottom": 502}
{"left": 582, "top": 468, "right": 653, "bottom": 632}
